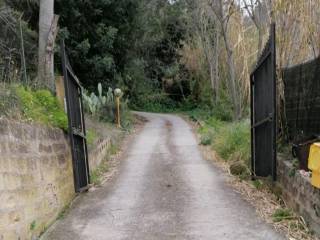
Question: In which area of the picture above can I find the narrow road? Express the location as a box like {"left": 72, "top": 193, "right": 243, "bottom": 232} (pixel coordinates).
{"left": 44, "top": 113, "right": 284, "bottom": 240}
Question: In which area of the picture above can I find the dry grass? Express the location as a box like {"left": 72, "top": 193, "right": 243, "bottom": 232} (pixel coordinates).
{"left": 200, "top": 141, "right": 319, "bottom": 240}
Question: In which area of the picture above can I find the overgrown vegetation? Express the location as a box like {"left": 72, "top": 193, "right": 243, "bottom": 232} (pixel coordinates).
{"left": 192, "top": 108, "right": 250, "bottom": 171}
{"left": 0, "top": 84, "right": 68, "bottom": 130}
{"left": 15, "top": 86, "right": 68, "bottom": 130}
{"left": 1, "top": 0, "right": 320, "bottom": 119}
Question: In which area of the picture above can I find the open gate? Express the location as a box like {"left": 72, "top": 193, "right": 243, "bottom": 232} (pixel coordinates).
{"left": 250, "top": 24, "right": 277, "bottom": 180}
{"left": 61, "top": 40, "right": 90, "bottom": 192}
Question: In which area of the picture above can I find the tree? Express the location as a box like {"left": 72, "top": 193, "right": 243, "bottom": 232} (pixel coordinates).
{"left": 38, "top": 0, "right": 58, "bottom": 90}
{"left": 210, "top": 0, "right": 241, "bottom": 119}
{"left": 55, "top": 0, "right": 140, "bottom": 90}
{"left": 242, "top": 0, "right": 269, "bottom": 59}
{"left": 194, "top": 0, "right": 220, "bottom": 103}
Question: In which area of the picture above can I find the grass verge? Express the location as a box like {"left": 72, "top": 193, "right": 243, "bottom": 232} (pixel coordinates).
{"left": 186, "top": 108, "right": 317, "bottom": 240}
{"left": 191, "top": 110, "right": 250, "bottom": 177}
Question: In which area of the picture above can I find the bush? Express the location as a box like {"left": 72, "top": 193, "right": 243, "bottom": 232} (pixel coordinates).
{"left": 200, "top": 133, "right": 213, "bottom": 146}
{"left": 131, "top": 92, "right": 179, "bottom": 113}
{"left": 15, "top": 86, "right": 68, "bottom": 130}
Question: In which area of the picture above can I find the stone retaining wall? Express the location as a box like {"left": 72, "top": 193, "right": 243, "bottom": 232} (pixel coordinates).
{"left": 278, "top": 157, "right": 320, "bottom": 236}
{"left": 0, "top": 119, "right": 75, "bottom": 240}
{"left": 88, "top": 138, "right": 111, "bottom": 170}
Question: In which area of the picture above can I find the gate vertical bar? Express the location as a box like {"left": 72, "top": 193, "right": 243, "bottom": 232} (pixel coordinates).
{"left": 250, "top": 74, "right": 255, "bottom": 178}
{"left": 271, "top": 23, "right": 277, "bottom": 181}
{"left": 79, "top": 86, "right": 90, "bottom": 184}
{"left": 61, "top": 40, "right": 79, "bottom": 192}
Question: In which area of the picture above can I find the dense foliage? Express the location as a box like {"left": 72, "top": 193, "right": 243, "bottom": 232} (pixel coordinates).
{"left": 54, "top": 0, "right": 192, "bottom": 110}
{"left": 4, "top": 0, "right": 319, "bottom": 118}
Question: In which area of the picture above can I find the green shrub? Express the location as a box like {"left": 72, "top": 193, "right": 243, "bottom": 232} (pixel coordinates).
{"left": 132, "top": 93, "right": 179, "bottom": 113}
{"left": 200, "top": 133, "right": 213, "bottom": 146}
{"left": 15, "top": 86, "right": 68, "bottom": 130}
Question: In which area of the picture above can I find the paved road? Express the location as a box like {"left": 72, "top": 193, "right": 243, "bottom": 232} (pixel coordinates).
{"left": 44, "top": 112, "right": 284, "bottom": 240}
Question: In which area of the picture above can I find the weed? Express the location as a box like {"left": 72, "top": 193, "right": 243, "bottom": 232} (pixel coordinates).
{"left": 289, "top": 159, "right": 299, "bottom": 177}
{"left": 229, "top": 161, "right": 250, "bottom": 177}
{"left": 292, "top": 159, "right": 299, "bottom": 168}
{"left": 57, "top": 206, "right": 68, "bottom": 220}
{"left": 109, "top": 143, "right": 118, "bottom": 155}
{"left": 272, "top": 208, "right": 295, "bottom": 222}
{"left": 252, "top": 180, "right": 264, "bottom": 190}
{"left": 90, "top": 161, "right": 109, "bottom": 186}
{"left": 289, "top": 168, "right": 296, "bottom": 177}
{"left": 200, "top": 134, "right": 212, "bottom": 145}
{"left": 15, "top": 86, "right": 68, "bottom": 130}
{"left": 86, "top": 129, "right": 97, "bottom": 146}
{"left": 30, "top": 220, "right": 36, "bottom": 231}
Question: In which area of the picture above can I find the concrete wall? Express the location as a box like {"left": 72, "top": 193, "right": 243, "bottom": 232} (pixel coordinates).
{"left": 0, "top": 119, "right": 75, "bottom": 239}
{"left": 278, "top": 158, "right": 320, "bottom": 236}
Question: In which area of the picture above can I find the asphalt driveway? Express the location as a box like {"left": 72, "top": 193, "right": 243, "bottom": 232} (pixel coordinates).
{"left": 43, "top": 112, "right": 284, "bottom": 240}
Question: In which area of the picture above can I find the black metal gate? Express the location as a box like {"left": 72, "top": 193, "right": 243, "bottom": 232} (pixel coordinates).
{"left": 61, "top": 40, "right": 90, "bottom": 192}
{"left": 250, "top": 24, "right": 277, "bottom": 180}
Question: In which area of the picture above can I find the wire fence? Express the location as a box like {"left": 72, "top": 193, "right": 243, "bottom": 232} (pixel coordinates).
{"left": 283, "top": 56, "right": 320, "bottom": 141}
{"left": 0, "top": 6, "right": 37, "bottom": 85}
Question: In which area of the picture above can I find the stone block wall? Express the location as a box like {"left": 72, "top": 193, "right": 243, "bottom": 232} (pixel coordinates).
{"left": 0, "top": 119, "right": 75, "bottom": 239}
{"left": 278, "top": 158, "right": 320, "bottom": 236}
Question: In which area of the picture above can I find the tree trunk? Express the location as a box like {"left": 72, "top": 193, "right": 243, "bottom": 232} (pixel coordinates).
{"left": 222, "top": 29, "right": 241, "bottom": 120}
{"left": 38, "top": 0, "right": 54, "bottom": 90}
{"left": 209, "top": 62, "right": 216, "bottom": 101}
{"left": 213, "top": 32, "right": 219, "bottom": 102}
{"left": 257, "top": 26, "right": 263, "bottom": 59}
